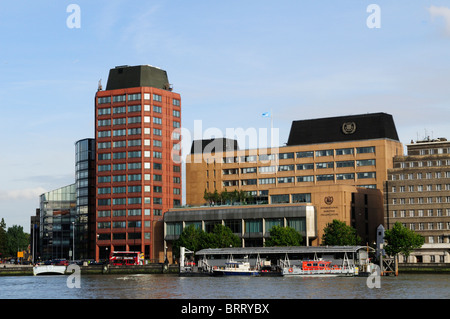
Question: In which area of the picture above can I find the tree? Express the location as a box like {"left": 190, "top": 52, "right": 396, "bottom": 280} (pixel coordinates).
{"left": 173, "top": 224, "right": 241, "bottom": 259}
{"left": 265, "top": 226, "right": 303, "bottom": 247}
{"left": 321, "top": 219, "right": 361, "bottom": 246}
{"left": 6, "top": 225, "right": 29, "bottom": 257}
{"left": 384, "top": 222, "right": 424, "bottom": 258}
{"left": 0, "top": 219, "right": 7, "bottom": 259}
{"left": 207, "top": 224, "right": 241, "bottom": 248}
{"left": 172, "top": 225, "right": 209, "bottom": 258}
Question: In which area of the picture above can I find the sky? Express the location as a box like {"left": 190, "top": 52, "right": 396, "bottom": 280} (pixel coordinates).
{"left": 1, "top": 0, "right": 450, "bottom": 231}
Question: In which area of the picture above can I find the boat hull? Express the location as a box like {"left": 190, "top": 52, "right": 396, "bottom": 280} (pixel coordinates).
{"left": 282, "top": 267, "right": 356, "bottom": 277}
{"left": 33, "top": 265, "right": 67, "bottom": 276}
{"left": 213, "top": 270, "right": 260, "bottom": 276}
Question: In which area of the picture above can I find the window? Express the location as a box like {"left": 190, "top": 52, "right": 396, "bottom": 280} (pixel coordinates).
{"left": 279, "top": 152, "right": 294, "bottom": 159}
{"left": 271, "top": 194, "right": 290, "bottom": 204}
{"left": 316, "top": 174, "right": 334, "bottom": 181}
{"left": 128, "top": 116, "right": 141, "bottom": 124}
{"left": 316, "top": 150, "right": 333, "bottom": 157}
{"left": 128, "top": 151, "right": 141, "bottom": 158}
{"left": 296, "top": 151, "right": 314, "bottom": 158}
{"left": 113, "top": 163, "right": 126, "bottom": 171}
{"left": 241, "top": 179, "right": 257, "bottom": 185}
{"left": 128, "top": 128, "right": 141, "bottom": 135}
{"left": 173, "top": 110, "right": 180, "bottom": 117}
{"left": 297, "top": 175, "right": 314, "bottom": 182}
{"left": 356, "top": 146, "right": 375, "bottom": 154}
{"left": 128, "top": 174, "right": 141, "bottom": 181}
{"left": 153, "top": 128, "right": 162, "bottom": 136}
{"left": 128, "top": 186, "right": 141, "bottom": 193}
{"left": 112, "top": 198, "right": 126, "bottom": 205}
{"left": 277, "top": 176, "right": 294, "bottom": 183}
{"left": 153, "top": 197, "right": 162, "bottom": 205}
{"left": 259, "top": 166, "right": 276, "bottom": 173}
{"left": 128, "top": 197, "right": 141, "bottom": 205}
{"left": 357, "top": 159, "right": 376, "bottom": 167}
{"left": 128, "top": 93, "right": 141, "bottom": 101}
{"left": 98, "top": 130, "right": 111, "bottom": 138}
{"left": 98, "top": 119, "right": 111, "bottom": 127}
{"left": 357, "top": 172, "right": 376, "bottom": 179}
{"left": 98, "top": 96, "right": 111, "bottom": 104}
{"left": 113, "top": 118, "right": 126, "bottom": 125}
{"left": 128, "top": 104, "right": 141, "bottom": 113}
{"left": 336, "top": 161, "right": 354, "bottom": 168}
{"left": 153, "top": 94, "right": 162, "bottom": 102}
{"left": 241, "top": 167, "right": 257, "bottom": 174}
{"left": 113, "top": 187, "right": 126, "bottom": 194}
{"left": 336, "top": 148, "right": 353, "bottom": 155}
{"left": 316, "top": 162, "right": 334, "bottom": 169}
{"left": 292, "top": 193, "right": 311, "bottom": 203}
{"left": 113, "top": 175, "right": 126, "bottom": 182}
{"left": 113, "top": 95, "right": 126, "bottom": 103}
{"left": 153, "top": 105, "right": 162, "bottom": 113}
{"left": 173, "top": 99, "right": 180, "bottom": 106}
{"left": 297, "top": 163, "right": 314, "bottom": 170}
{"left": 245, "top": 219, "right": 262, "bottom": 233}
{"left": 278, "top": 165, "right": 294, "bottom": 171}
{"left": 153, "top": 117, "right": 162, "bottom": 125}
{"left": 259, "top": 178, "right": 275, "bottom": 185}
{"left": 336, "top": 173, "right": 355, "bottom": 180}
{"left": 98, "top": 108, "right": 111, "bottom": 115}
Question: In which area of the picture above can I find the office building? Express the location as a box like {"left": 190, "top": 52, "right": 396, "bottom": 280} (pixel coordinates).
{"left": 386, "top": 137, "right": 450, "bottom": 263}
{"left": 95, "top": 65, "right": 182, "bottom": 262}
{"left": 185, "top": 113, "right": 403, "bottom": 245}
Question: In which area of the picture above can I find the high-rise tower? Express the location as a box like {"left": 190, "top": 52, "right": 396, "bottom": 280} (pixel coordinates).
{"left": 95, "top": 65, "right": 182, "bottom": 262}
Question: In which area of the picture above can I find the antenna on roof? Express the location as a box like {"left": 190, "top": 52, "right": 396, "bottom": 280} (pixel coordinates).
{"left": 98, "top": 79, "right": 103, "bottom": 91}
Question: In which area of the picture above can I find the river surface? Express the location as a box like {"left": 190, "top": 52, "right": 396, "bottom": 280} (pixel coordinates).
{"left": 0, "top": 273, "right": 448, "bottom": 299}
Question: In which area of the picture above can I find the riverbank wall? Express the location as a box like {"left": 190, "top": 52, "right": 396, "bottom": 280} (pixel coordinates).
{"left": 0, "top": 264, "right": 179, "bottom": 276}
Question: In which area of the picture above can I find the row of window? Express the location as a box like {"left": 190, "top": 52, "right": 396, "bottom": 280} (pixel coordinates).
{"left": 392, "top": 184, "right": 450, "bottom": 192}
{"left": 97, "top": 163, "right": 181, "bottom": 174}
{"left": 98, "top": 186, "right": 180, "bottom": 194}
{"left": 97, "top": 150, "right": 164, "bottom": 160}
{"left": 98, "top": 93, "right": 180, "bottom": 106}
{"left": 390, "top": 172, "right": 450, "bottom": 180}
{"left": 98, "top": 128, "right": 181, "bottom": 141}
{"left": 166, "top": 217, "right": 306, "bottom": 236}
{"left": 394, "top": 221, "right": 450, "bottom": 232}
{"left": 98, "top": 209, "right": 162, "bottom": 218}
{"left": 222, "top": 172, "right": 376, "bottom": 187}
{"left": 98, "top": 104, "right": 181, "bottom": 117}
{"left": 396, "top": 159, "right": 450, "bottom": 168}
{"left": 98, "top": 118, "right": 180, "bottom": 128}
{"left": 98, "top": 198, "right": 181, "bottom": 206}
{"left": 392, "top": 209, "right": 450, "bottom": 218}
{"left": 222, "top": 147, "right": 375, "bottom": 164}
{"left": 97, "top": 174, "right": 181, "bottom": 184}
{"left": 223, "top": 160, "right": 376, "bottom": 175}
{"left": 97, "top": 232, "right": 151, "bottom": 241}
{"left": 391, "top": 196, "right": 450, "bottom": 205}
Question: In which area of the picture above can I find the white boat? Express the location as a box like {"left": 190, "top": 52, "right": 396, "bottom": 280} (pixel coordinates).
{"left": 33, "top": 265, "right": 67, "bottom": 276}
{"left": 213, "top": 256, "right": 259, "bottom": 276}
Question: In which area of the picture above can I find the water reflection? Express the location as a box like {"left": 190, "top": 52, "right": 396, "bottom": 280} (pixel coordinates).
{"left": 0, "top": 274, "right": 448, "bottom": 299}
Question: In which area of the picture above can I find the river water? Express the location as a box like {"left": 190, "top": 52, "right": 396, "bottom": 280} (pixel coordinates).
{"left": 0, "top": 273, "right": 448, "bottom": 299}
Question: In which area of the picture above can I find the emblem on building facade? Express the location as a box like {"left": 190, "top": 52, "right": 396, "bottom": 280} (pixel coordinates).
{"left": 324, "top": 196, "right": 334, "bottom": 205}
{"left": 342, "top": 122, "right": 356, "bottom": 135}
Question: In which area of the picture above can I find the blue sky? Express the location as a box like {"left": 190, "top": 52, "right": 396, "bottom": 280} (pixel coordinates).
{"left": 1, "top": 0, "right": 450, "bottom": 230}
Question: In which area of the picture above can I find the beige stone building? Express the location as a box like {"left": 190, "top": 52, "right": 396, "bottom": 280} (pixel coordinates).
{"left": 185, "top": 113, "right": 403, "bottom": 245}
{"left": 386, "top": 137, "right": 450, "bottom": 263}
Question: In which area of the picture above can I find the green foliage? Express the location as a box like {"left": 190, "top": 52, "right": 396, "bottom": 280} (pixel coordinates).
{"left": 265, "top": 226, "right": 303, "bottom": 247}
{"left": 6, "top": 225, "right": 29, "bottom": 257}
{"left": 173, "top": 224, "right": 241, "bottom": 258}
{"left": 203, "top": 189, "right": 255, "bottom": 206}
{"left": 0, "top": 219, "right": 7, "bottom": 258}
{"left": 321, "top": 219, "right": 361, "bottom": 246}
{"left": 384, "top": 222, "right": 424, "bottom": 257}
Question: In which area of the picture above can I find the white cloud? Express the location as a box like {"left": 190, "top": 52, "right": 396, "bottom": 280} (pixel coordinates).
{"left": 428, "top": 6, "right": 450, "bottom": 35}
{"left": 0, "top": 187, "right": 46, "bottom": 201}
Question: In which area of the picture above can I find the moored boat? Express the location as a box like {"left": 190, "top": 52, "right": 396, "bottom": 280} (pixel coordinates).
{"left": 33, "top": 265, "right": 67, "bottom": 276}
{"left": 282, "top": 260, "right": 357, "bottom": 277}
{"left": 213, "top": 257, "right": 259, "bottom": 276}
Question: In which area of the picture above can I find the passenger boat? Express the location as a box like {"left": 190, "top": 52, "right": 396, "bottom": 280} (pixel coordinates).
{"left": 281, "top": 260, "right": 357, "bottom": 277}
{"left": 33, "top": 265, "right": 67, "bottom": 276}
{"left": 213, "top": 256, "right": 259, "bottom": 276}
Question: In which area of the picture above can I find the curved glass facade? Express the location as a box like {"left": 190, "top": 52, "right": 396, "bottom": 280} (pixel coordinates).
{"left": 39, "top": 184, "right": 76, "bottom": 260}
